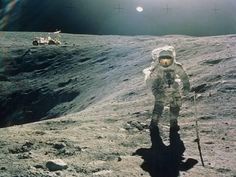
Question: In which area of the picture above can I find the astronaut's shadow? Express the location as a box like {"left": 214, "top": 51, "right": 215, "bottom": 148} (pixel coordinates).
{"left": 133, "top": 126, "right": 198, "bottom": 177}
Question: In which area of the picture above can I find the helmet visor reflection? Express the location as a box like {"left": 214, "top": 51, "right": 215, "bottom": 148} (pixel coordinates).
{"left": 159, "top": 58, "right": 173, "bottom": 67}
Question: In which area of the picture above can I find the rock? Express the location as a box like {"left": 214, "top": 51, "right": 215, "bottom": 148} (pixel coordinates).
{"left": 117, "top": 157, "right": 122, "bottom": 162}
{"left": 23, "top": 141, "right": 34, "bottom": 148}
{"left": 126, "top": 121, "right": 148, "bottom": 131}
{"left": 191, "top": 83, "right": 209, "bottom": 93}
{"left": 132, "top": 111, "right": 141, "bottom": 116}
{"left": 8, "top": 141, "right": 33, "bottom": 154}
{"left": 17, "top": 152, "right": 33, "bottom": 159}
{"left": 57, "top": 148, "right": 75, "bottom": 156}
{"left": 95, "top": 135, "right": 103, "bottom": 139}
{"left": 53, "top": 142, "right": 66, "bottom": 149}
{"left": 0, "top": 166, "right": 6, "bottom": 171}
{"left": 123, "top": 123, "right": 132, "bottom": 130}
{"left": 204, "top": 141, "right": 214, "bottom": 145}
{"left": 34, "top": 164, "right": 45, "bottom": 169}
{"left": 55, "top": 171, "right": 63, "bottom": 176}
{"left": 46, "top": 159, "right": 68, "bottom": 171}
{"left": 75, "top": 145, "right": 82, "bottom": 151}
{"left": 93, "top": 170, "right": 113, "bottom": 176}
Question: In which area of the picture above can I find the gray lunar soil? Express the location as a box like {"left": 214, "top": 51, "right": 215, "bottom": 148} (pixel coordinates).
{"left": 0, "top": 32, "right": 235, "bottom": 177}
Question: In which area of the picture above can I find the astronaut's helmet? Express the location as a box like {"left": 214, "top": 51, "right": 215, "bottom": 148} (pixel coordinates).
{"left": 158, "top": 50, "right": 174, "bottom": 67}
{"left": 151, "top": 46, "right": 175, "bottom": 68}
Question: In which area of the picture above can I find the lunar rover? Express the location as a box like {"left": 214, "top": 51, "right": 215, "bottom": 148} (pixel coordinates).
{"left": 32, "top": 36, "right": 61, "bottom": 46}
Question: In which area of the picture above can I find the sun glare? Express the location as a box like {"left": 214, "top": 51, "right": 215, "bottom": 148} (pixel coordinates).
{"left": 136, "top": 6, "right": 143, "bottom": 12}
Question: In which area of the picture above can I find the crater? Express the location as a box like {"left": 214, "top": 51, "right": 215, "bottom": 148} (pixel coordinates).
{"left": 0, "top": 88, "right": 80, "bottom": 128}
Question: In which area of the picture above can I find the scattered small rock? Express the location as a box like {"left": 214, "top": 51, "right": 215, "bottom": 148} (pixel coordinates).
{"left": 34, "top": 164, "right": 45, "bottom": 169}
{"left": 74, "top": 165, "right": 89, "bottom": 174}
{"left": 23, "top": 141, "right": 34, "bottom": 148}
{"left": 216, "top": 168, "right": 231, "bottom": 173}
{"left": 93, "top": 170, "right": 113, "bottom": 176}
{"left": 46, "top": 141, "right": 54, "bottom": 146}
{"left": 9, "top": 141, "right": 34, "bottom": 154}
{"left": 200, "top": 130, "right": 213, "bottom": 133}
{"left": 123, "top": 123, "right": 132, "bottom": 130}
{"left": 56, "top": 147, "right": 76, "bottom": 156}
{"left": 75, "top": 145, "right": 82, "bottom": 151}
{"left": 199, "top": 115, "right": 214, "bottom": 120}
{"left": 191, "top": 83, "right": 209, "bottom": 93}
{"left": 204, "top": 141, "right": 214, "bottom": 145}
{"left": 46, "top": 159, "right": 68, "bottom": 171}
{"left": 34, "top": 131, "right": 46, "bottom": 135}
{"left": 0, "top": 166, "right": 6, "bottom": 171}
{"left": 96, "top": 136, "right": 103, "bottom": 139}
{"left": 132, "top": 112, "right": 141, "bottom": 117}
{"left": 127, "top": 91, "right": 136, "bottom": 96}
{"left": 55, "top": 171, "right": 63, "bottom": 176}
{"left": 17, "top": 152, "right": 33, "bottom": 159}
{"left": 53, "top": 142, "right": 66, "bottom": 149}
{"left": 125, "top": 121, "right": 148, "bottom": 131}
{"left": 209, "top": 92, "right": 212, "bottom": 97}
{"left": 57, "top": 79, "right": 73, "bottom": 87}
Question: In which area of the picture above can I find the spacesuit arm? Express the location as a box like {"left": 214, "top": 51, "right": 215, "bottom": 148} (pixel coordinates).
{"left": 149, "top": 60, "right": 160, "bottom": 72}
{"left": 143, "top": 60, "right": 159, "bottom": 85}
{"left": 176, "top": 63, "right": 190, "bottom": 94}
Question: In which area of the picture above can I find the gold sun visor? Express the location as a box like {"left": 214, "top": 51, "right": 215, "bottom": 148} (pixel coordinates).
{"left": 159, "top": 58, "right": 173, "bottom": 67}
{"left": 158, "top": 50, "right": 174, "bottom": 67}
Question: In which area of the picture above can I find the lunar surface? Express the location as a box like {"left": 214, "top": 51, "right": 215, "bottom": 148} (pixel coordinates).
{"left": 0, "top": 32, "right": 235, "bottom": 177}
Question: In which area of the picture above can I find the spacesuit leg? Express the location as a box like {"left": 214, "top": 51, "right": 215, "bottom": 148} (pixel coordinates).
{"left": 169, "top": 95, "right": 181, "bottom": 131}
{"left": 150, "top": 101, "right": 164, "bottom": 128}
{"left": 169, "top": 106, "right": 180, "bottom": 130}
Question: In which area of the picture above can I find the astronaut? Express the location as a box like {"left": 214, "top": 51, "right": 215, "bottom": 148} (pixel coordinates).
{"left": 143, "top": 46, "right": 190, "bottom": 130}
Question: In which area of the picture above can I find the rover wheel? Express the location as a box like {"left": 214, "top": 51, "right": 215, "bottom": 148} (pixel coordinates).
{"left": 32, "top": 40, "right": 38, "bottom": 46}
{"left": 48, "top": 40, "right": 56, "bottom": 45}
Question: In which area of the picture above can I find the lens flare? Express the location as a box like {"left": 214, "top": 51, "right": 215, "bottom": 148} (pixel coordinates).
{"left": 0, "top": 0, "right": 20, "bottom": 30}
{"left": 136, "top": 6, "right": 143, "bottom": 13}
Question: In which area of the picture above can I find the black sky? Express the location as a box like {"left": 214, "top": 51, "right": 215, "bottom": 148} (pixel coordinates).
{"left": 1, "top": 0, "right": 236, "bottom": 36}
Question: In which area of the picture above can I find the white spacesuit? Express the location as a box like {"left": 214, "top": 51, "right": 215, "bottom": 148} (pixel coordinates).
{"left": 143, "top": 46, "right": 190, "bottom": 130}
